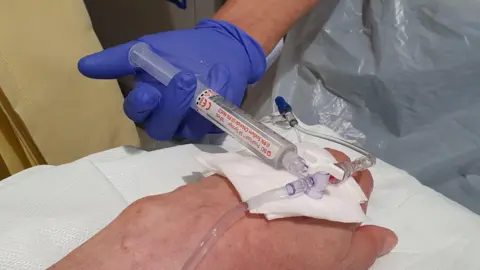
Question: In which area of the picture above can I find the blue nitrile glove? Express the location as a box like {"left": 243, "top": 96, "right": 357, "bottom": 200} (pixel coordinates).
{"left": 78, "top": 19, "right": 266, "bottom": 141}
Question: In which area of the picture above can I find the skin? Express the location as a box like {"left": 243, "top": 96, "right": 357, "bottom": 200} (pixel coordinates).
{"left": 49, "top": 149, "right": 397, "bottom": 270}
{"left": 213, "top": 0, "right": 321, "bottom": 54}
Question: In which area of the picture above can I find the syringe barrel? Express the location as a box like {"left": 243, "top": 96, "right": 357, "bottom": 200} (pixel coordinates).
{"left": 128, "top": 42, "right": 298, "bottom": 169}
{"left": 128, "top": 42, "right": 206, "bottom": 104}
{"left": 197, "top": 93, "right": 297, "bottom": 168}
{"left": 128, "top": 43, "right": 178, "bottom": 86}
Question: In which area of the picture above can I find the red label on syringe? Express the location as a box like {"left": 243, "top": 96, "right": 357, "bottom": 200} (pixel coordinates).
{"left": 195, "top": 89, "right": 280, "bottom": 160}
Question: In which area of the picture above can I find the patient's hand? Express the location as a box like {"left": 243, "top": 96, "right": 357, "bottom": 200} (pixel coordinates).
{"left": 49, "top": 149, "right": 397, "bottom": 270}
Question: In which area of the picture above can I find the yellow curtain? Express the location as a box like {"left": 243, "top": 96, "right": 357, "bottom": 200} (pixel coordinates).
{"left": 0, "top": 1, "right": 140, "bottom": 179}
{"left": 0, "top": 86, "right": 45, "bottom": 179}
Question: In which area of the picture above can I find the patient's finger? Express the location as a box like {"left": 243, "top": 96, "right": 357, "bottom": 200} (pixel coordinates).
{"left": 324, "top": 148, "right": 373, "bottom": 212}
{"left": 325, "top": 148, "right": 351, "bottom": 163}
{"left": 342, "top": 225, "right": 398, "bottom": 270}
{"left": 352, "top": 170, "right": 373, "bottom": 213}
{"left": 325, "top": 148, "right": 373, "bottom": 194}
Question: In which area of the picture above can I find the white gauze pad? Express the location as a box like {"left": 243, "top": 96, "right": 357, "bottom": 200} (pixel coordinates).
{"left": 196, "top": 142, "right": 367, "bottom": 223}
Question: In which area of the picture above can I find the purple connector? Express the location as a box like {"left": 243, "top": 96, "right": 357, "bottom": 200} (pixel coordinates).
{"left": 285, "top": 172, "right": 330, "bottom": 199}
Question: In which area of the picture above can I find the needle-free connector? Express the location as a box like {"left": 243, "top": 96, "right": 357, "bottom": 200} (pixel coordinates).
{"left": 284, "top": 172, "right": 329, "bottom": 199}
{"left": 334, "top": 154, "right": 376, "bottom": 181}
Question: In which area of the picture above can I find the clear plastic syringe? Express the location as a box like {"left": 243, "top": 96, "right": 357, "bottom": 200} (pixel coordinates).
{"left": 128, "top": 42, "right": 307, "bottom": 176}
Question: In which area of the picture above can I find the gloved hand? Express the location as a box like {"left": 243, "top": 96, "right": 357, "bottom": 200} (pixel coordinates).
{"left": 78, "top": 19, "right": 266, "bottom": 141}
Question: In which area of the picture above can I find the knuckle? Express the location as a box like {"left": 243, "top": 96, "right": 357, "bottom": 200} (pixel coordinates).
{"left": 356, "top": 169, "right": 374, "bottom": 186}
{"left": 325, "top": 148, "right": 351, "bottom": 162}
{"left": 126, "top": 195, "right": 161, "bottom": 217}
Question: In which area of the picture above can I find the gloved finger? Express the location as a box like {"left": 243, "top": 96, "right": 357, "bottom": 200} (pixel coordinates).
{"left": 176, "top": 111, "right": 214, "bottom": 141}
{"left": 209, "top": 126, "right": 224, "bottom": 134}
{"left": 123, "top": 82, "right": 161, "bottom": 123}
{"left": 144, "top": 71, "right": 197, "bottom": 140}
{"left": 205, "top": 63, "right": 231, "bottom": 102}
{"left": 78, "top": 41, "right": 137, "bottom": 79}
{"left": 177, "top": 63, "right": 231, "bottom": 140}
{"left": 342, "top": 225, "right": 398, "bottom": 270}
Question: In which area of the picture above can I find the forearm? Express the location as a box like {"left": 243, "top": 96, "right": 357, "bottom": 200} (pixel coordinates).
{"left": 213, "top": 0, "right": 320, "bottom": 54}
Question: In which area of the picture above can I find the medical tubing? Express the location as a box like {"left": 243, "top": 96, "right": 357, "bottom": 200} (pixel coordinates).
{"left": 294, "top": 125, "right": 376, "bottom": 165}
{"left": 293, "top": 125, "right": 376, "bottom": 180}
{"left": 129, "top": 42, "right": 307, "bottom": 175}
{"left": 272, "top": 97, "right": 376, "bottom": 174}
{"left": 294, "top": 128, "right": 302, "bottom": 143}
{"left": 181, "top": 186, "right": 290, "bottom": 270}
{"left": 181, "top": 203, "right": 247, "bottom": 270}
{"left": 293, "top": 125, "right": 367, "bottom": 156}
{"left": 245, "top": 186, "right": 291, "bottom": 208}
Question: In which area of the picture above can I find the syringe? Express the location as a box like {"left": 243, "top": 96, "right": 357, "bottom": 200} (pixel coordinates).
{"left": 128, "top": 42, "right": 307, "bottom": 176}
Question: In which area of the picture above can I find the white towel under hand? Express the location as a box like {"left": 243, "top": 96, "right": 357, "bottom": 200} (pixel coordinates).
{"left": 196, "top": 142, "right": 367, "bottom": 223}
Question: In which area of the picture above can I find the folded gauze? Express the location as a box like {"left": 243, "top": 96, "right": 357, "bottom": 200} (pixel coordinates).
{"left": 196, "top": 142, "right": 367, "bottom": 223}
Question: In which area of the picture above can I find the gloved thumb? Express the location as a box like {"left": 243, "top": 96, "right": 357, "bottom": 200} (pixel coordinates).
{"left": 78, "top": 41, "right": 138, "bottom": 79}
{"left": 175, "top": 63, "right": 231, "bottom": 140}
{"left": 342, "top": 225, "right": 398, "bottom": 270}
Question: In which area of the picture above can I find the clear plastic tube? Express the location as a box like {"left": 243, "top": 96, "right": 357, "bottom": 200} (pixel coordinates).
{"left": 294, "top": 128, "right": 302, "bottom": 143}
{"left": 294, "top": 125, "right": 376, "bottom": 181}
{"left": 181, "top": 203, "right": 248, "bottom": 270}
{"left": 263, "top": 112, "right": 376, "bottom": 179}
{"left": 294, "top": 125, "right": 371, "bottom": 158}
{"left": 181, "top": 186, "right": 291, "bottom": 270}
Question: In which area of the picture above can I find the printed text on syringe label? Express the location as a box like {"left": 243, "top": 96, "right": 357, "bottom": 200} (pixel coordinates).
{"left": 195, "top": 90, "right": 279, "bottom": 160}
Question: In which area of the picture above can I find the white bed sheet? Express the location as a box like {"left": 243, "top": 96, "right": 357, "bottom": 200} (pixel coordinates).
{"left": 0, "top": 124, "right": 479, "bottom": 270}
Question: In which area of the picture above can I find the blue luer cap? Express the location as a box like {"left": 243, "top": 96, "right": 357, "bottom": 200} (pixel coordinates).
{"left": 167, "top": 0, "right": 187, "bottom": 9}
{"left": 275, "top": 96, "right": 292, "bottom": 114}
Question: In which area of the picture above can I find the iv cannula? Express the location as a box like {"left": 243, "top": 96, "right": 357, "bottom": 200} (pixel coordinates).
{"left": 128, "top": 42, "right": 307, "bottom": 176}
